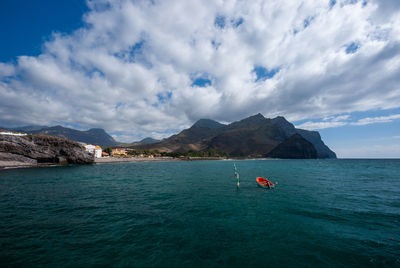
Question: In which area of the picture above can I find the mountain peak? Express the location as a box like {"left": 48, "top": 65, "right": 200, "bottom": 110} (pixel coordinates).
{"left": 87, "top": 128, "right": 107, "bottom": 134}
{"left": 248, "top": 113, "right": 265, "bottom": 120}
{"left": 271, "top": 116, "right": 291, "bottom": 126}
{"left": 272, "top": 115, "right": 287, "bottom": 121}
{"left": 139, "top": 137, "right": 160, "bottom": 144}
{"left": 253, "top": 113, "right": 265, "bottom": 119}
{"left": 238, "top": 113, "right": 266, "bottom": 123}
{"left": 192, "top": 119, "right": 225, "bottom": 129}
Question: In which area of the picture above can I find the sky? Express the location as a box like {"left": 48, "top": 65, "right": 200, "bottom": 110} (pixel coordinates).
{"left": 0, "top": 0, "right": 399, "bottom": 158}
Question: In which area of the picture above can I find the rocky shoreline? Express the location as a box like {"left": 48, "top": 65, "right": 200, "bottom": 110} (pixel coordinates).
{"left": 0, "top": 134, "right": 94, "bottom": 169}
{"left": 0, "top": 161, "right": 64, "bottom": 170}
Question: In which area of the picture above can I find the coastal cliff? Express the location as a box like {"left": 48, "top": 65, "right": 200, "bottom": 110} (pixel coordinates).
{"left": 0, "top": 134, "right": 94, "bottom": 168}
{"left": 266, "top": 133, "right": 318, "bottom": 159}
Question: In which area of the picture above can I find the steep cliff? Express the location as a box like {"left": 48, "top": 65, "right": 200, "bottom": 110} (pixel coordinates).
{"left": 266, "top": 133, "right": 318, "bottom": 159}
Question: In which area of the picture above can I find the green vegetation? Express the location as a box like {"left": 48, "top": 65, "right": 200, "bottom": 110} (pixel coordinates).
{"left": 103, "top": 147, "right": 112, "bottom": 155}
{"left": 160, "top": 150, "right": 229, "bottom": 158}
{"left": 126, "top": 149, "right": 160, "bottom": 156}
{"left": 106, "top": 148, "right": 229, "bottom": 158}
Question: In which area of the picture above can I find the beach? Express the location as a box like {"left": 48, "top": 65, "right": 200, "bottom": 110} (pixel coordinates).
{"left": 94, "top": 156, "right": 177, "bottom": 163}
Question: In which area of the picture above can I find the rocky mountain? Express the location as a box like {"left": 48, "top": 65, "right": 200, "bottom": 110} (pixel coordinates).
{"left": 0, "top": 134, "right": 94, "bottom": 168}
{"left": 133, "top": 113, "right": 336, "bottom": 158}
{"left": 139, "top": 137, "right": 161, "bottom": 144}
{"left": 140, "top": 119, "right": 226, "bottom": 152}
{"left": 8, "top": 125, "right": 49, "bottom": 132}
{"left": 3, "top": 125, "right": 118, "bottom": 147}
{"left": 192, "top": 119, "right": 226, "bottom": 129}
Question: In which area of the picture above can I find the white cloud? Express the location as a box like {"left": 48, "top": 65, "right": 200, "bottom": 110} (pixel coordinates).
{"left": 1, "top": 0, "right": 400, "bottom": 141}
{"left": 296, "top": 120, "right": 347, "bottom": 130}
{"left": 296, "top": 113, "right": 400, "bottom": 130}
{"left": 351, "top": 114, "right": 400, "bottom": 125}
{"left": 0, "top": 63, "right": 15, "bottom": 78}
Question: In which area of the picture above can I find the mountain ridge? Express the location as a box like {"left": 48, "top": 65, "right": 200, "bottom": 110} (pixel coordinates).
{"left": 2, "top": 125, "right": 118, "bottom": 147}
{"left": 132, "top": 114, "right": 336, "bottom": 158}
{"left": 2, "top": 114, "right": 337, "bottom": 158}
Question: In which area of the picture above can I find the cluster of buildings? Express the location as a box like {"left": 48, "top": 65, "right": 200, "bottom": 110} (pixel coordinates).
{"left": 111, "top": 148, "right": 127, "bottom": 156}
{"left": 81, "top": 145, "right": 148, "bottom": 159}
{"left": 110, "top": 148, "right": 161, "bottom": 158}
{"left": 81, "top": 144, "right": 150, "bottom": 158}
{"left": 81, "top": 145, "right": 162, "bottom": 158}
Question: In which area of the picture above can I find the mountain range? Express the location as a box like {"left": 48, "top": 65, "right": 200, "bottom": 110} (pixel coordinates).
{"left": 131, "top": 113, "right": 336, "bottom": 158}
{"left": 2, "top": 125, "right": 119, "bottom": 147}
{"left": 1, "top": 113, "right": 336, "bottom": 158}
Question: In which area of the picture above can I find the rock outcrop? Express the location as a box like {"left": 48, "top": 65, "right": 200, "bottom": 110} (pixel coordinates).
{"left": 0, "top": 134, "right": 94, "bottom": 168}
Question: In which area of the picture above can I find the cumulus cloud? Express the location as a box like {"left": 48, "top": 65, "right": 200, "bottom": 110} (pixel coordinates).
{"left": 1, "top": 0, "right": 400, "bottom": 141}
{"left": 0, "top": 63, "right": 15, "bottom": 78}
{"left": 352, "top": 114, "right": 400, "bottom": 125}
{"left": 295, "top": 120, "right": 348, "bottom": 130}
{"left": 296, "top": 113, "right": 400, "bottom": 130}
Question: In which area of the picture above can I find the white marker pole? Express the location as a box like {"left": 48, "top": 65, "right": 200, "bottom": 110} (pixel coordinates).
{"left": 234, "top": 164, "right": 240, "bottom": 188}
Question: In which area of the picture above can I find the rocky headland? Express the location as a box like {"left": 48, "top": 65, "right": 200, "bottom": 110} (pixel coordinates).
{"left": 0, "top": 134, "right": 94, "bottom": 169}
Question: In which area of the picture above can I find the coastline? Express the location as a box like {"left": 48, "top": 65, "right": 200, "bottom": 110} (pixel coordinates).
{"left": 94, "top": 157, "right": 179, "bottom": 164}
{"left": 0, "top": 161, "right": 62, "bottom": 170}
{"left": 0, "top": 157, "right": 179, "bottom": 170}
{"left": 0, "top": 156, "right": 257, "bottom": 170}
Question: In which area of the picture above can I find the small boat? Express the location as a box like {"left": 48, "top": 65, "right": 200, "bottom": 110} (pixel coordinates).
{"left": 256, "top": 177, "right": 275, "bottom": 189}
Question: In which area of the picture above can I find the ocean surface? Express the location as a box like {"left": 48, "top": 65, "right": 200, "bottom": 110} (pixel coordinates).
{"left": 0, "top": 159, "right": 399, "bottom": 267}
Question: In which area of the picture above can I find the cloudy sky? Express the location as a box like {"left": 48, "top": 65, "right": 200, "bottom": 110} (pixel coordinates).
{"left": 1, "top": 0, "right": 400, "bottom": 157}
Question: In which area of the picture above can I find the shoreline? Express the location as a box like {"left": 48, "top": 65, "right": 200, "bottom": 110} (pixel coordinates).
{"left": 0, "top": 156, "right": 229, "bottom": 170}
{"left": 94, "top": 157, "right": 179, "bottom": 164}
{"left": 0, "top": 161, "right": 63, "bottom": 170}
{"left": 0, "top": 157, "right": 180, "bottom": 170}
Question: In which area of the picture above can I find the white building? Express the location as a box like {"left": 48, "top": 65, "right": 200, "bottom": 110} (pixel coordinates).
{"left": 84, "top": 144, "right": 102, "bottom": 158}
{"left": 0, "top": 131, "right": 27, "bottom": 136}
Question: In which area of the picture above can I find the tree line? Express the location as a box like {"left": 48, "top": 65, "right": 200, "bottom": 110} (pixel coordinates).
{"left": 102, "top": 147, "right": 229, "bottom": 158}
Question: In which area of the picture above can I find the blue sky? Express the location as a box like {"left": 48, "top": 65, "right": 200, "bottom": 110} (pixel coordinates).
{"left": 0, "top": 0, "right": 399, "bottom": 158}
{"left": 295, "top": 108, "right": 400, "bottom": 158}
{"left": 0, "top": 0, "right": 88, "bottom": 62}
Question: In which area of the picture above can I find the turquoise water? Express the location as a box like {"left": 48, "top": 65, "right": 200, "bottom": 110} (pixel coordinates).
{"left": 1, "top": 159, "right": 399, "bottom": 267}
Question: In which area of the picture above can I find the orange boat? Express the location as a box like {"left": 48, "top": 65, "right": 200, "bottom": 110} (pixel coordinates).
{"left": 256, "top": 177, "right": 275, "bottom": 189}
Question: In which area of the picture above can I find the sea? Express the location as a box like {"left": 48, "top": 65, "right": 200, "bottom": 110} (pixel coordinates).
{"left": 0, "top": 159, "right": 399, "bottom": 267}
